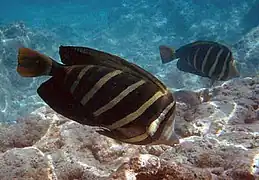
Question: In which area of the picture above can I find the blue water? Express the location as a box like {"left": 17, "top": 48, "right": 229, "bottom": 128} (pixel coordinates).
{"left": 0, "top": 0, "right": 258, "bottom": 123}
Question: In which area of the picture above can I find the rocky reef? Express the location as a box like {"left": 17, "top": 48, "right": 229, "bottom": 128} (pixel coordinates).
{"left": 232, "top": 26, "right": 259, "bottom": 78}
{"left": 0, "top": 76, "right": 258, "bottom": 180}
{"left": 0, "top": 2, "right": 259, "bottom": 178}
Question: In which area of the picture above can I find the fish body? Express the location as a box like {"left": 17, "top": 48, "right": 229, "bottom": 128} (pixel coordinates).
{"left": 17, "top": 46, "right": 179, "bottom": 146}
{"left": 159, "top": 40, "right": 240, "bottom": 86}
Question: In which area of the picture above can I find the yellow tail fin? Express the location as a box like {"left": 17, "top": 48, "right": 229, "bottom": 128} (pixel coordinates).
{"left": 159, "top": 45, "right": 176, "bottom": 64}
{"left": 17, "top": 48, "right": 53, "bottom": 77}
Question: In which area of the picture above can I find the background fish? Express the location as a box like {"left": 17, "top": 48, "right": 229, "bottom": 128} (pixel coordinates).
{"left": 16, "top": 46, "right": 179, "bottom": 146}
{"left": 159, "top": 40, "right": 240, "bottom": 86}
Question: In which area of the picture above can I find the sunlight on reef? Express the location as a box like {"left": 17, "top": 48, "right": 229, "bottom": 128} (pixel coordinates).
{"left": 46, "top": 154, "right": 58, "bottom": 180}
{"left": 24, "top": 146, "right": 58, "bottom": 180}
{"left": 214, "top": 101, "right": 238, "bottom": 137}
{"left": 0, "top": 77, "right": 258, "bottom": 179}
{"left": 0, "top": 0, "right": 259, "bottom": 178}
{"left": 252, "top": 153, "right": 259, "bottom": 176}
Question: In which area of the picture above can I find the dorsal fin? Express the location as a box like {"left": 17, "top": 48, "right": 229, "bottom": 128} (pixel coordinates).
{"left": 59, "top": 46, "right": 122, "bottom": 67}
{"left": 59, "top": 46, "right": 168, "bottom": 92}
{"left": 191, "top": 40, "right": 218, "bottom": 46}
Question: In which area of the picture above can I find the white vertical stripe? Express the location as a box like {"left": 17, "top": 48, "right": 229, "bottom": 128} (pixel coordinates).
{"left": 159, "top": 112, "right": 176, "bottom": 141}
{"left": 147, "top": 101, "right": 175, "bottom": 137}
{"left": 63, "top": 66, "right": 75, "bottom": 83}
{"left": 93, "top": 80, "right": 146, "bottom": 117}
{"left": 218, "top": 51, "right": 230, "bottom": 80}
{"left": 107, "top": 91, "right": 165, "bottom": 130}
{"left": 208, "top": 48, "right": 224, "bottom": 77}
{"left": 201, "top": 46, "right": 214, "bottom": 73}
{"left": 80, "top": 70, "right": 122, "bottom": 105}
{"left": 193, "top": 48, "right": 200, "bottom": 70}
{"left": 70, "top": 65, "right": 94, "bottom": 94}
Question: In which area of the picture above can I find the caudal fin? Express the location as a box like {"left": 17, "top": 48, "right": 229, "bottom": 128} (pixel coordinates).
{"left": 159, "top": 45, "right": 177, "bottom": 64}
{"left": 17, "top": 48, "right": 53, "bottom": 77}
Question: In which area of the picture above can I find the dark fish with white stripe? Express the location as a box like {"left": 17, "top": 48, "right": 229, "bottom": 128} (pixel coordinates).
{"left": 159, "top": 40, "right": 240, "bottom": 86}
{"left": 16, "top": 46, "right": 179, "bottom": 146}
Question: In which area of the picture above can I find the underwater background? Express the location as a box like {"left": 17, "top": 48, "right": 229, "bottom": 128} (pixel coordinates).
{"left": 0, "top": 0, "right": 259, "bottom": 123}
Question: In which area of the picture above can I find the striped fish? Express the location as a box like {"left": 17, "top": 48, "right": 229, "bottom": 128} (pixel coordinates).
{"left": 16, "top": 46, "right": 179, "bottom": 146}
{"left": 159, "top": 40, "right": 240, "bottom": 86}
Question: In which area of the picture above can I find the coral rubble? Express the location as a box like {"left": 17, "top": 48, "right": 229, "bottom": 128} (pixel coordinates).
{"left": 0, "top": 76, "right": 258, "bottom": 180}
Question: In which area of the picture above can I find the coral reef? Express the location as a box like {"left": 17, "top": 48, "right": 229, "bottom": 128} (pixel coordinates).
{"left": 240, "top": 0, "right": 259, "bottom": 34}
{"left": 233, "top": 25, "right": 259, "bottom": 77}
{"left": 0, "top": 76, "right": 258, "bottom": 180}
{"left": 1, "top": 1, "right": 259, "bottom": 179}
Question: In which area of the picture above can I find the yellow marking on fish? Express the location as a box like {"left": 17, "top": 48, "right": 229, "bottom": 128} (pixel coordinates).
{"left": 208, "top": 48, "right": 224, "bottom": 77}
{"left": 218, "top": 51, "right": 230, "bottom": 80}
{"left": 80, "top": 70, "right": 123, "bottom": 105}
{"left": 202, "top": 46, "right": 214, "bottom": 73}
{"left": 120, "top": 132, "right": 149, "bottom": 143}
{"left": 64, "top": 65, "right": 85, "bottom": 83}
{"left": 147, "top": 101, "right": 175, "bottom": 137}
{"left": 70, "top": 65, "right": 94, "bottom": 94}
{"left": 107, "top": 91, "right": 165, "bottom": 130}
{"left": 93, "top": 80, "right": 146, "bottom": 117}
{"left": 161, "top": 112, "right": 176, "bottom": 140}
{"left": 63, "top": 67, "right": 74, "bottom": 83}
{"left": 121, "top": 103, "right": 175, "bottom": 144}
{"left": 187, "top": 54, "right": 192, "bottom": 66}
{"left": 193, "top": 48, "right": 200, "bottom": 70}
